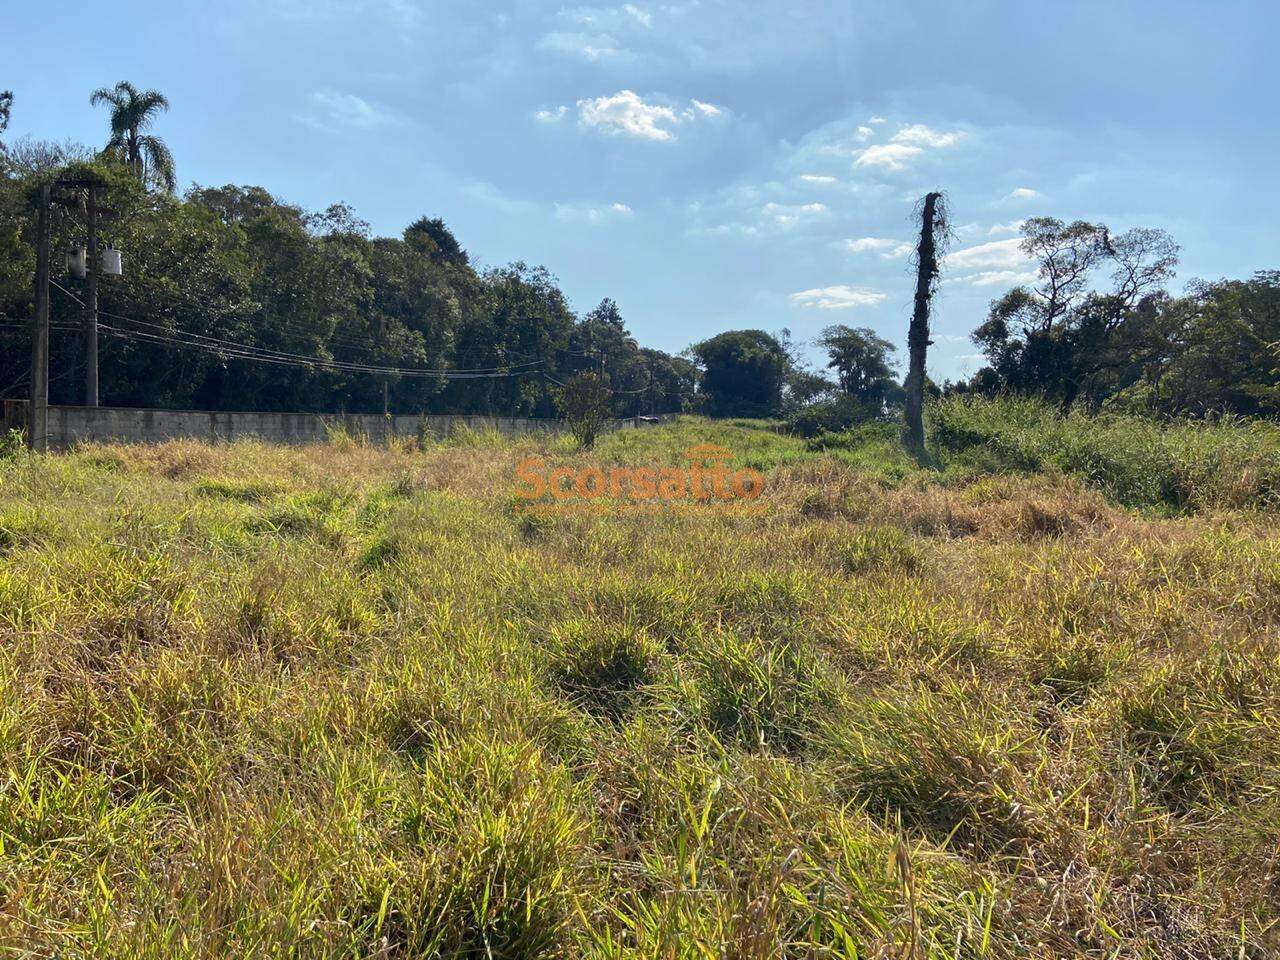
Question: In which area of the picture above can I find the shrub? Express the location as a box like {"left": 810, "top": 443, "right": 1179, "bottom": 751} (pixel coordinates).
{"left": 784, "top": 395, "right": 880, "bottom": 439}
{"left": 558, "top": 372, "right": 612, "bottom": 449}
{"left": 931, "top": 395, "right": 1280, "bottom": 511}
{"left": 0, "top": 428, "right": 23, "bottom": 462}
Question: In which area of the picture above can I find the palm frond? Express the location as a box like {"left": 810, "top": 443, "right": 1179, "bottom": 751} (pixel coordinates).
{"left": 136, "top": 90, "right": 170, "bottom": 118}
{"left": 138, "top": 134, "right": 177, "bottom": 193}
{"left": 89, "top": 87, "right": 121, "bottom": 110}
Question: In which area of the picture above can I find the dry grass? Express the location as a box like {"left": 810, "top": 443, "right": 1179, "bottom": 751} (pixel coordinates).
{"left": 1, "top": 416, "right": 1278, "bottom": 957}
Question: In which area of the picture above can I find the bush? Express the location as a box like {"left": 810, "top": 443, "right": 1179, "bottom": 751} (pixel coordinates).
{"left": 784, "top": 395, "right": 880, "bottom": 439}
{"left": 0, "top": 428, "right": 23, "bottom": 462}
{"left": 558, "top": 372, "right": 612, "bottom": 449}
{"left": 931, "top": 396, "right": 1280, "bottom": 511}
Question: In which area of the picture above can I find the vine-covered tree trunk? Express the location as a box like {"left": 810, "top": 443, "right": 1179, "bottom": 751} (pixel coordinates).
{"left": 904, "top": 191, "right": 943, "bottom": 459}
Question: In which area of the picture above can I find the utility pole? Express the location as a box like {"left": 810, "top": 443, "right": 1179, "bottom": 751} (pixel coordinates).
{"left": 83, "top": 184, "right": 100, "bottom": 406}
{"left": 29, "top": 183, "right": 51, "bottom": 452}
{"left": 646, "top": 355, "right": 655, "bottom": 415}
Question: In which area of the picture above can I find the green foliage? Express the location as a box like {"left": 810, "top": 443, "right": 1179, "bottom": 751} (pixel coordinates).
{"left": 961, "top": 219, "right": 1280, "bottom": 421}
{"left": 0, "top": 427, "right": 22, "bottom": 461}
{"left": 817, "top": 324, "right": 901, "bottom": 406}
{"left": 1108, "top": 272, "right": 1280, "bottom": 418}
{"left": 557, "top": 371, "right": 612, "bottom": 449}
{"left": 688, "top": 329, "right": 790, "bottom": 417}
{"left": 932, "top": 395, "right": 1280, "bottom": 510}
{"left": 90, "top": 81, "right": 176, "bottom": 192}
{"left": 0, "top": 89, "right": 697, "bottom": 418}
{"left": 785, "top": 394, "right": 881, "bottom": 439}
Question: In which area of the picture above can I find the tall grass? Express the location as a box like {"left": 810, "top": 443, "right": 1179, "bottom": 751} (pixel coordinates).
{"left": 932, "top": 395, "right": 1280, "bottom": 511}
{"left": 0, "top": 421, "right": 1278, "bottom": 956}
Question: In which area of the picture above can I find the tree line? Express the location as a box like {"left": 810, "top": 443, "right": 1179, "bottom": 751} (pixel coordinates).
{"left": 1, "top": 83, "right": 1275, "bottom": 425}
{"left": 0, "top": 84, "right": 696, "bottom": 418}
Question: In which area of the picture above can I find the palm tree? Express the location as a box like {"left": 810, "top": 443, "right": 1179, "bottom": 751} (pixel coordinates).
{"left": 89, "top": 81, "right": 176, "bottom": 192}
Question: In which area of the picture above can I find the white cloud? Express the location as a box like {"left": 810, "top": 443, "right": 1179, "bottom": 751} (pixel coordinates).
{"left": 1006, "top": 186, "right": 1040, "bottom": 200}
{"left": 534, "top": 105, "right": 568, "bottom": 123}
{"left": 891, "top": 123, "right": 964, "bottom": 148}
{"left": 945, "top": 237, "right": 1029, "bottom": 271}
{"left": 575, "top": 90, "right": 721, "bottom": 142}
{"left": 459, "top": 180, "right": 539, "bottom": 217}
{"left": 960, "top": 269, "right": 1039, "bottom": 287}
{"left": 563, "top": 4, "right": 651, "bottom": 29}
{"left": 622, "top": 3, "right": 650, "bottom": 26}
{"left": 855, "top": 142, "right": 923, "bottom": 171}
{"left": 798, "top": 174, "right": 838, "bottom": 185}
{"left": 868, "top": 116, "right": 887, "bottom": 125}
{"left": 578, "top": 90, "right": 678, "bottom": 140}
{"left": 763, "top": 201, "right": 827, "bottom": 227}
{"left": 852, "top": 123, "right": 965, "bottom": 171}
{"left": 299, "top": 90, "right": 398, "bottom": 130}
{"left": 841, "top": 237, "right": 910, "bottom": 258}
{"left": 945, "top": 238, "right": 1038, "bottom": 287}
{"left": 987, "top": 219, "right": 1025, "bottom": 236}
{"left": 790, "top": 285, "right": 887, "bottom": 310}
{"left": 538, "top": 31, "right": 630, "bottom": 61}
{"left": 554, "top": 201, "right": 634, "bottom": 223}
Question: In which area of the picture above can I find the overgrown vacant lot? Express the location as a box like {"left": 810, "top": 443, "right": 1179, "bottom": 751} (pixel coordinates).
{"left": 2, "top": 408, "right": 1280, "bottom": 958}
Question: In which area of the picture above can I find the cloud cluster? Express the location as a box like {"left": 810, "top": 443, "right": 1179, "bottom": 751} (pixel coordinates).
{"left": 763, "top": 202, "right": 827, "bottom": 227}
{"left": 854, "top": 122, "right": 965, "bottom": 171}
{"left": 841, "top": 237, "right": 912, "bottom": 258}
{"left": 298, "top": 90, "right": 399, "bottom": 131}
{"left": 553, "top": 201, "right": 634, "bottom": 223}
{"left": 540, "top": 89, "right": 722, "bottom": 142}
{"left": 538, "top": 5, "right": 653, "bottom": 62}
{"left": 537, "top": 31, "right": 632, "bottom": 62}
{"left": 534, "top": 105, "right": 568, "bottom": 124}
{"left": 945, "top": 237, "right": 1038, "bottom": 286}
{"left": 790, "top": 285, "right": 887, "bottom": 310}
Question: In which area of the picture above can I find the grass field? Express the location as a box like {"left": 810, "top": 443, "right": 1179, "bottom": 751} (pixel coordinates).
{"left": 2, "top": 405, "right": 1279, "bottom": 957}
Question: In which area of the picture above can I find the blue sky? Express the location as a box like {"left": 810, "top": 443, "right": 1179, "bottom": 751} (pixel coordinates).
{"left": 6, "top": 0, "right": 1277, "bottom": 379}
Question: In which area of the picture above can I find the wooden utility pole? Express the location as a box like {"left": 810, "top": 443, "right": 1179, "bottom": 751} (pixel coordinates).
{"left": 29, "top": 184, "right": 51, "bottom": 451}
{"left": 904, "top": 191, "right": 944, "bottom": 459}
{"left": 83, "top": 184, "right": 100, "bottom": 406}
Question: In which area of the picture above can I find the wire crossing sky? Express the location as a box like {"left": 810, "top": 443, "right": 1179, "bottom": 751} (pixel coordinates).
{"left": 5, "top": 0, "right": 1276, "bottom": 380}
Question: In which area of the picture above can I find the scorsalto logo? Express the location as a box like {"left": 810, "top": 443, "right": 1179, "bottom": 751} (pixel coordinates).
{"left": 514, "top": 443, "right": 765, "bottom": 511}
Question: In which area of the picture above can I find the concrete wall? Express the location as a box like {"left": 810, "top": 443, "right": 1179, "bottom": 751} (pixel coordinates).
{"left": 1, "top": 402, "right": 673, "bottom": 449}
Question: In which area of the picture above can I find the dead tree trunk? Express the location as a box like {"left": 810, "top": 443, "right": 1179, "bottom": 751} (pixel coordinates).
{"left": 904, "top": 191, "right": 944, "bottom": 459}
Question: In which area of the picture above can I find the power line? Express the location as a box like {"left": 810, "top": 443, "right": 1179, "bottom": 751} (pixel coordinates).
{"left": 49, "top": 280, "right": 545, "bottom": 379}
{"left": 96, "top": 324, "right": 542, "bottom": 380}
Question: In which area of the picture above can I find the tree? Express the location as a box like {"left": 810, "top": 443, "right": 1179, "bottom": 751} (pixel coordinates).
{"left": 1107, "top": 272, "right": 1280, "bottom": 417}
{"left": 90, "top": 81, "right": 176, "bottom": 192}
{"left": 0, "top": 91, "right": 12, "bottom": 138}
{"left": 559, "top": 371, "right": 613, "bottom": 448}
{"left": 904, "top": 191, "right": 948, "bottom": 457}
{"left": 688, "top": 330, "right": 790, "bottom": 417}
{"left": 818, "top": 324, "right": 899, "bottom": 405}
{"left": 405, "top": 217, "right": 468, "bottom": 266}
{"left": 970, "top": 218, "right": 1178, "bottom": 409}
{"left": 638, "top": 348, "right": 698, "bottom": 414}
